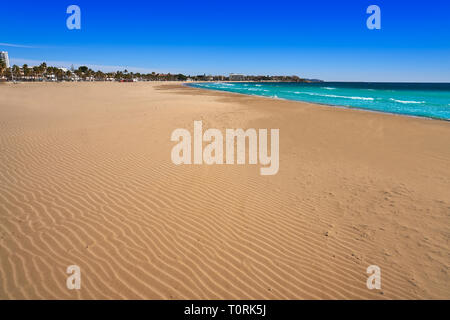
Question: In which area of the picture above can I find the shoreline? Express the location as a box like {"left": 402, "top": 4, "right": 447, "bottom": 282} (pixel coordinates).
{"left": 184, "top": 82, "right": 450, "bottom": 122}
{"left": 1, "top": 81, "right": 449, "bottom": 299}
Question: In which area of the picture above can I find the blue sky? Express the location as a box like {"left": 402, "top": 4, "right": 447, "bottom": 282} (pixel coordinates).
{"left": 1, "top": 0, "right": 449, "bottom": 81}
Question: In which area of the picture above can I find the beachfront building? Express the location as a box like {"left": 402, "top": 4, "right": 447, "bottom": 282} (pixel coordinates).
{"left": 229, "top": 73, "right": 245, "bottom": 81}
{"left": 0, "top": 51, "right": 10, "bottom": 68}
{"left": 46, "top": 74, "right": 57, "bottom": 82}
{"left": 70, "top": 73, "right": 81, "bottom": 81}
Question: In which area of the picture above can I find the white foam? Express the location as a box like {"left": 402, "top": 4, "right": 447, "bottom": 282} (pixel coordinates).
{"left": 294, "top": 91, "right": 374, "bottom": 101}
{"left": 389, "top": 98, "right": 425, "bottom": 104}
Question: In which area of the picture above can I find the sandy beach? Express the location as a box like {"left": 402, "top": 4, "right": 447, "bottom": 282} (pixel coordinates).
{"left": 0, "top": 81, "right": 449, "bottom": 299}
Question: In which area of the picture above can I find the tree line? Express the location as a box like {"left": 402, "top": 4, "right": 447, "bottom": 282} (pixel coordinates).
{"left": 0, "top": 60, "right": 312, "bottom": 82}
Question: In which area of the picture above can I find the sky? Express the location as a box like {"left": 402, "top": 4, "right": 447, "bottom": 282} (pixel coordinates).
{"left": 1, "top": 0, "right": 449, "bottom": 82}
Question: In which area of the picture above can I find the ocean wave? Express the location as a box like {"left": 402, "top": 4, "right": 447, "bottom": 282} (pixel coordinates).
{"left": 321, "top": 87, "right": 336, "bottom": 90}
{"left": 389, "top": 98, "right": 425, "bottom": 104}
{"left": 189, "top": 83, "right": 450, "bottom": 120}
{"left": 294, "top": 91, "right": 374, "bottom": 101}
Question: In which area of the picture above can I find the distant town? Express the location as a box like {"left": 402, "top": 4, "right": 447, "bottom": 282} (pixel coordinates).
{"left": 0, "top": 51, "right": 322, "bottom": 83}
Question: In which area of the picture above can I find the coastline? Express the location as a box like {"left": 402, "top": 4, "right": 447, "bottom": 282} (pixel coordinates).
{"left": 1, "top": 81, "right": 449, "bottom": 299}
{"left": 184, "top": 82, "right": 450, "bottom": 122}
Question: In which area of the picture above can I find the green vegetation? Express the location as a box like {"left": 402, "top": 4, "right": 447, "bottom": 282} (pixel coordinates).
{"left": 0, "top": 61, "right": 310, "bottom": 82}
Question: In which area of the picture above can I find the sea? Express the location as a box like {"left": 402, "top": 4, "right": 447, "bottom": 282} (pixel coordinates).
{"left": 188, "top": 82, "right": 450, "bottom": 120}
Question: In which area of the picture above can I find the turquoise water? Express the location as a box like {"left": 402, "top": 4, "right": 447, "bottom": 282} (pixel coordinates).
{"left": 188, "top": 82, "right": 450, "bottom": 120}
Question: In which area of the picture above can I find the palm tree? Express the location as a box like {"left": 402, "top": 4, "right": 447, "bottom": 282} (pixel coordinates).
{"left": 12, "top": 65, "right": 21, "bottom": 78}
{"left": 54, "top": 68, "right": 64, "bottom": 81}
{"left": 74, "top": 69, "right": 83, "bottom": 80}
{"left": 0, "top": 59, "right": 6, "bottom": 78}
{"left": 87, "top": 68, "right": 94, "bottom": 80}
{"left": 114, "top": 71, "right": 123, "bottom": 81}
{"left": 95, "top": 70, "right": 105, "bottom": 81}
{"left": 22, "top": 64, "right": 31, "bottom": 79}
{"left": 4, "top": 67, "right": 12, "bottom": 80}
{"left": 39, "top": 62, "right": 47, "bottom": 76}
{"left": 32, "top": 66, "right": 40, "bottom": 80}
{"left": 45, "top": 66, "right": 55, "bottom": 81}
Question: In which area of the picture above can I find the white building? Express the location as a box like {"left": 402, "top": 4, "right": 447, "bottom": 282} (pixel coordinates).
{"left": 0, "top": 51, "right": 10, "bottom": 68}
{"left": 229, "top": 73, "right": 245, "bottom": 81}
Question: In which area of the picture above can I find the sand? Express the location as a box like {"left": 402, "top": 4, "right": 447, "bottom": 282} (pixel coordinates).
{"left": 0, "top": 81, "right": 449, "bottom": 299}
